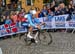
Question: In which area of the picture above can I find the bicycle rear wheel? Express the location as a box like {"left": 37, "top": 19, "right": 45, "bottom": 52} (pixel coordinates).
{"left": 38, "top": 30, "right": 52, "bottom": 45}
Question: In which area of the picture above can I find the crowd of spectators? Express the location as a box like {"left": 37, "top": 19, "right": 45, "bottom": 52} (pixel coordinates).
{"left": 0, "top": 0, "right": 75, "bottom": 25}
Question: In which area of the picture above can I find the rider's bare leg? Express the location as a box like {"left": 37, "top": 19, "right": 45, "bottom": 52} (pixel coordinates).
{"left": 33, "top": 31, "right": 39, "bottom": 43}
{"left": 27, "top": 26, "right": 33, "bottom": 38}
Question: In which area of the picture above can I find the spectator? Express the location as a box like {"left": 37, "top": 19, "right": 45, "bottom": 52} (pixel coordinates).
{"left": 47, "top": 11, "right": 54, "bottom": 21}
{"left": 38, "top": 10, "right": 44, "bottom": 17}
{"left": 0, "top": 15, "right": 6, "bottom": 25}
{"left": 17, "top": 11, "right": 26, "bottom": 22}
{"left": 2, "top": 15, "right": 6, "bottom": 22}
{"left": 69, "top": 0, "right": 74, "bottom": 6}
{"left": 20, "top": 8, "right": 26, "bottom": 17}
{"left": 0, "top": 5, "right": 3, "bottom": 16}
{"left": 41, "top": 5, "right": 48, "bottom": 17}
{"left": 67, "top": 4, "right": 74, "bottom": 14}
{"left": 54, "top": 7, "right": 61, "bottom": 15}
{"left": 50, "top": 1, "right": 56, "bottom": 12}
{"left": 0, "top": 18, "right": 5, "bottom": 25}
{"left": 11, "top": 11, "right": 18, "bottom": 23}
{"left": 10, "top": 2, "right": 16, "bottom": 11}
{"left": 35, "top": 8, "right": 40, "bottom": 18}
{"left": 4, "top": 7, "right": 10, "bottom": 16}
{"left": 17, "top": 12, "right": 22, "bottom": 22}
{"left": 47, "top": 4, "right": 52, "bottom": 14}
{"left": 59, "top": 2, "right": 66, "bottom": 15}
{"left": 5, "top": 16, "right": 12, "bottom": 24}
{"left": 21, "top": 16, "right": 27, "bottom": 22}
{"left": 65, "top": 6, "right": 69, "bottom": 14}
{"left": 16, "top": 1, "right": 21, "bottom": 11}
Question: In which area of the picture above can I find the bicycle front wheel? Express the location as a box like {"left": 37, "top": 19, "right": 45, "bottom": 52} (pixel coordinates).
{"left": 38, "top": 30, "right": 52, "bottom": 45}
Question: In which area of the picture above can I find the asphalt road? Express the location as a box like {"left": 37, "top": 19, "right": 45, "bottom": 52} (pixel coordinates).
{"left": 0, "top": 32, "right": 75, "bottom": 54}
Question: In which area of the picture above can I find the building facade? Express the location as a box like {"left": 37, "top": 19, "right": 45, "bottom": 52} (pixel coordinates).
{"left": 21, "top": 0, "right": 43, "bottom": 12}
{"left": 5, "top": 0, "right": 43, "bottom": 12}
{"left": 0, "top": 0, "right": 73, "bottom": 12}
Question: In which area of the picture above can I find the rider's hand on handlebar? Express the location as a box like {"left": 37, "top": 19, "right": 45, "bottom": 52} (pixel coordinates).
{"left": 42, "top": 22, "right": 45, "bottom": 25}
{"left": 36, "top": 25, "right": 41, "bottom": 29}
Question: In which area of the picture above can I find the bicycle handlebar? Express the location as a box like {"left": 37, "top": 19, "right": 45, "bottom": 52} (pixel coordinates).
{"left": 40, "top": 23, "right": 47, "bottom": 28}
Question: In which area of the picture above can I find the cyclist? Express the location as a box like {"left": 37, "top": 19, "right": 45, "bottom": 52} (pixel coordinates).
{"left": 22, "top": 11, "right": 44, "bottom": 43}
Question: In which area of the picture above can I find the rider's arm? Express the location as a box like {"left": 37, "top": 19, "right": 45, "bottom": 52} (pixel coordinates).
{"left": 34, "top": 18, "right": 41, "bottom": 24}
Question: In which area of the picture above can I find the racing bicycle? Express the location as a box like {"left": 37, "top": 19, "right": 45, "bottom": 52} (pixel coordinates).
{"left": 20, "top": 23, "right": 53, "bottom": 45}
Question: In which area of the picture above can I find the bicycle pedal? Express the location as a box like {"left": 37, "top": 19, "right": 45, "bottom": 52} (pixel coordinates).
{"left": 31, "top": 38, "right": 35, "bottom": 43}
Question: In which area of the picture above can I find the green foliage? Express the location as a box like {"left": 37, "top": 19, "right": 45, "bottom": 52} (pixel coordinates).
{"left": 32, "top": 0, "right": 35, "bottom": 3}
{"left": 64, "top": 0, "right": 69, "bottom": 5}
{"left": 43, "top": 0, "right": 52, "bottom": 3}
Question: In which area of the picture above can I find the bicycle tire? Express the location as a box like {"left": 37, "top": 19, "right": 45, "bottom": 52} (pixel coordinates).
{"left": 38, "top": 30, "right": 52, "bottom": 45}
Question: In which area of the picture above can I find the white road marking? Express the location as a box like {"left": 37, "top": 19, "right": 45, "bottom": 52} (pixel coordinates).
{"left": 0, "top": 48, "right": 2, "bottom": 54}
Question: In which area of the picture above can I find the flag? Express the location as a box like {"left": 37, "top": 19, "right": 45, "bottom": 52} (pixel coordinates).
{"left": 11, "top": 27, "right": 18, "bottom": 33}
{"left": 10, "top": 23, "right": 18, "bottom": 33}
{"left": 10, "top": 23, "right": 16, "bottom": 28}
{"left": 4, "top": 24, "right": 9, "bottom": 29}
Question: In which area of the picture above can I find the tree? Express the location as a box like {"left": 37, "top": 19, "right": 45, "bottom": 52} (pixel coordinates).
{"left": 64, "top": 0, "right": 69, "bottom": 5}
{"left": 43, "top": 0, "right": 52, "bottom": 3}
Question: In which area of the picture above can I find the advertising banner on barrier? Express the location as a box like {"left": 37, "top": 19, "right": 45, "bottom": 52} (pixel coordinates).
{"left": 0, "top": 14, "right": 75, "bottom": 37}
{"left": 53, "top": 14, "right": 69, "bottom": 28}
{"left": 67, "top": 15, "right": 75, "bottom": 28}
{"left": 41, "top": 14, "right": 69, "bottom": 29}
